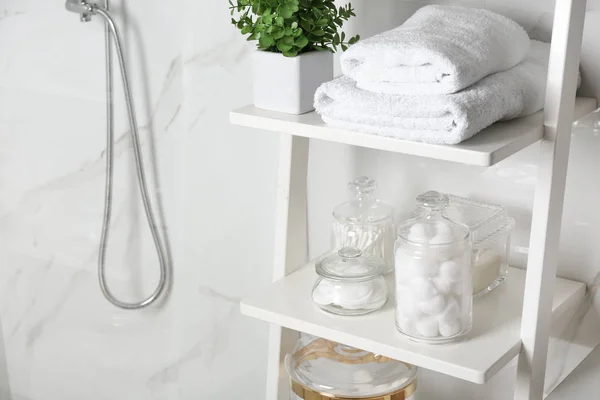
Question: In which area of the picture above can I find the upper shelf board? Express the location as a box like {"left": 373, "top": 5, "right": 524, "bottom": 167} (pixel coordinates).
{"left": 240, "top": 266, "right": 585, "bottom": 384}
{"left": 230, "top": 97, "right": 596, "bottom": 167}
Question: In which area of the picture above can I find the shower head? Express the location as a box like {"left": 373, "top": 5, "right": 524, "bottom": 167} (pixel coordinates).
{"left": 65, "top": 0, "right": 94, "bottom": 22}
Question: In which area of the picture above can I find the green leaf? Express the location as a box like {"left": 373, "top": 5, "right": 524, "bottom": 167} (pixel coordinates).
{"left": 247, "top": 32, "right": 261, "bottom": 41}
{"left": 295, "top": 35, "right": 308, "bottom": 48}
{"left": 259, "top": 35, "right": 274, "bottom": 48}
{"left": 272, "top": 27, "right": 285, "bottom": 39}
{"left": 277, "top": 4, "right": 294, "bottom": 18}
{"left": 312, "top": 29, "right": 325, "bottom": 36}
{"left": 281, "top": 35, "right": 295, "bottom": 46}
{"left": 283, "top": 50, "right": 298, "bottom": 57}
{"left": 241, "top": 25, "right": 252, "bottom": 34}
{"left": 275, "top": 16, "right": 284, "bottom": 26}
{"left": 277, "top": 41, "right": 293, "bottom": 52}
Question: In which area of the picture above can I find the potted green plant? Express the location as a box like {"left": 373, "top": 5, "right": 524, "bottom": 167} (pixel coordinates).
{"left": 230, "top": 0, "right": 359, "bottom": 114}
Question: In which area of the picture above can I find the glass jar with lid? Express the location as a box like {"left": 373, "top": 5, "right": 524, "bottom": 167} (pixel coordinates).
{"left": 286, "top": 334, "right": 418, "bottom": 400}
{"left": 395, "top": 191, "right": 473, "bottom": 344}
{"left": 312, "top": 248, "right": 388, "bottom": 316}
{"left": 332, "top": 176, "right": 395, "bottom": 274}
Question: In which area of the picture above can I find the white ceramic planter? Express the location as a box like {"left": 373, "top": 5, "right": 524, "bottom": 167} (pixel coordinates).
{"left": 253, "top": 50, "right": 333, "bottom": 115}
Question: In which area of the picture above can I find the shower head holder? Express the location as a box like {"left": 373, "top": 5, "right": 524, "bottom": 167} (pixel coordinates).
{"left": 65, "top": 0, "right": 95, "bottom": 22}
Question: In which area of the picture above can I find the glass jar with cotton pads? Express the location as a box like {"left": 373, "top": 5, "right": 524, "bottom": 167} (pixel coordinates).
{"left": 412, "top": 194, "right": 515, "bottom": 298}
{"left": 395, "top": 191, "right": 473, "bottom": 344}
{"left": 286, "top": 335, "right": 418, "bottom": 400}
{"left": 332, "top": 176, "right": 395, "bottom": 274}
{"left": 312, "top": 247, "right": 388, "bottom": 316}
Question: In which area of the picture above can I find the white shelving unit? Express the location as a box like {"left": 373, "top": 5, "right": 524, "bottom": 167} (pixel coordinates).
{"left": 230, "top": 1, "right": 597, "bottom": 399}
{"left": 241, "top": 266, "right": 585, "bottom": 384}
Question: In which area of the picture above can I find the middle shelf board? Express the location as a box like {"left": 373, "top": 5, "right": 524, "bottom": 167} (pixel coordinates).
{"left": 230, "top": 97, "right": 597, "bottom": 167}
{"left": 240, "top": 265, "right": 585, "bottom": 384}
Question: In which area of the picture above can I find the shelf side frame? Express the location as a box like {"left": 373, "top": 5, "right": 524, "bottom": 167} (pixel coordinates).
{"left": 265, "top": 134, "right": 310, "bottom": 400}
{"left": 515, "top": 1, "right": 588, "bottom": 399}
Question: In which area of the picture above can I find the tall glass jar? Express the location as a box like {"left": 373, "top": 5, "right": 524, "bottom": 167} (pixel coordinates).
{"left": 394, "top": 191, "right": 473, "bottom": 344}
{"left": 286, "top": 334, "right": 418, "bottom": 400}
{"left": 333, "top": 176, "right": 395, "bottom": 274}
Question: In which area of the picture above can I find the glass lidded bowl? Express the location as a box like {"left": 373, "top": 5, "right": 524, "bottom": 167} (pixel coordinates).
{"left": 332, "top": 176, "right": 395, "bottom": 274}
{"left": 413, "top": 193, "right": 516, "bottom": 297}
{"left": 286, "top": 334, "right": 418, "bottom": 400}
{"left": 395, "top": 191, "right": 473, "bottom": 344}
{"left": 312, "top": 248, "right": 388, "bottom": 316}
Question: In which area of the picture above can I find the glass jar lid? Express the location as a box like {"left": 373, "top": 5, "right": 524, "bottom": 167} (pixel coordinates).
{"left": 333, "top": 176, "right": 393, "bottom": 224}
{"left": 286, "top": 336, "right": 417, "bottom": 398}
{"left": 398, "top": 191, "right": 469, "bottom": 246}
{"left": 316, "top": 248, "right": 386, "bottom": 282}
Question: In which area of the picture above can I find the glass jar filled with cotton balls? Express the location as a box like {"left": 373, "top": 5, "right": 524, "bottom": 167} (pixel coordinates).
{"left": 395, "top": 191, "right": 473, "bottom": 343}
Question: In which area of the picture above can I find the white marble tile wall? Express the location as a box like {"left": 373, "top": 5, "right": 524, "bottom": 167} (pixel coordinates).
{"left": 0, "top": 0, "right": 277, "bottom": 399}
{"left": 2, "top": 0, "right": 600, "bottom": 399}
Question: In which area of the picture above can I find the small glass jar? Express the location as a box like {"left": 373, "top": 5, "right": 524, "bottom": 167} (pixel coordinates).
{"left": 286, "top": 334, "right": 418, "bottom": 400}
{"left": 395, "top": 191, "right": 473, "bottom": 344}
{"left": 332, "top": 176, "right": 395, "bottom": 274}
{"left": 312, "top": 248, "right": 388, "bottom": 316}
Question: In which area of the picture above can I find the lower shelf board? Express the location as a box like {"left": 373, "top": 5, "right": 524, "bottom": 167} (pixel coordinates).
{"left": 240, "top": 265, "right": 585, "bottom": 384}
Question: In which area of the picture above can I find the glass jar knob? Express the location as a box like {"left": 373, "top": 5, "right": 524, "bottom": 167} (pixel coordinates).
{"left": 338, "top": 247, "right": 363, "bottom": 259}
{"left": 416, "top": 191, "right": 450, "bottom": 211}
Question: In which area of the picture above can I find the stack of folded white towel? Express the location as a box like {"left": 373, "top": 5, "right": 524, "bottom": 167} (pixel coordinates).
{"left": 314, "top": 5, "right": 551, "bottom": 145}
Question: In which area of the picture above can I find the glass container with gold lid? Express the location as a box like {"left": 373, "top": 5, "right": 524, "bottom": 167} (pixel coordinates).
{"left": 286, "top": 334, "right": 418, "bottom": 400}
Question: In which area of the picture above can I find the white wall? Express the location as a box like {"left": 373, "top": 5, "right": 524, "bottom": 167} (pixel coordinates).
{"left": 0, "top": 0, "right": 277, "bottom": 399}
{"left": 0, "top": 0, "right": 599, "bottom": 399}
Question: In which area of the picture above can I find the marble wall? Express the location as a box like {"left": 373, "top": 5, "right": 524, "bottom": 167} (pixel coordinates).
{"left": 0, "top": 0, "right": 276, "bottom": 399}
{"left": 1, "top": 0, "right": 600, "bottom": 399}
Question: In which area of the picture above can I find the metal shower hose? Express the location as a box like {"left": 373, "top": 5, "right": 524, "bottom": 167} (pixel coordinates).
{"left": 95, "top": 4, "right": 169, "bottom": 309}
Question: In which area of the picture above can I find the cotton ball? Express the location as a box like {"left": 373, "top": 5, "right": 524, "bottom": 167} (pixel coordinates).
{"left": 410, "top": 277, "right": 438, "bottom": 301}
{"left": 412, "top": 257, "right": 439, "bottom": 276}
{"left": 396, "top": 311, "right": 416, "bottom": 335}
{"left": 452, "top": 283, "right": 464, "bottom": 297}
{"left": 397, "top": 290, "right": 421, "bottom": 318}
{"left": 335, "top": 282, "right": 374, "bottom": 309}
{"left": 416, "top": 315, "right": 439, "bottom": 338}
{"left": 313, "top": 281, "right": 335, "bottom": 305}
{"left": 432, "top": 276, "right": 454, "bottom": 295}
{"left": 438, "top": 296, "right": 460, "bottom": 325}
{"left": 439, "top": 319, "right": 462, "bottom": 338}
{"left": 419, "top": 294, "right": 447, "bottom": 316}
{"left": 395, "top": 250, "right": 417, "bottom": 282}
{"left": 429, "top": 233, "right": 455, "bottom": 245}
{"left": 362, "top": 293, "right": 387, "bottom": 310}
{"left": 408, "top": 223, "right": 428, "bottom": 242}
{"left": 435, "top": 222, "right": 453, "bottom": 236}
{"left": 439, "top": 260, "right": 462, "bottom": 282}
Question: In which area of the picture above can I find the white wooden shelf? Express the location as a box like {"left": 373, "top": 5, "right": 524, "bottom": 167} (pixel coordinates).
{"left": 230, "top": 97, "right": 596, "bottom": 167}
{"left": 240, "top": 266, "right": 585, "bottom": 384}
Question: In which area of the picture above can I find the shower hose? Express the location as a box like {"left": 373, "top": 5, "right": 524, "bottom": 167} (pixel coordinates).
{"left": 93, "top": 4, "right": 169, "bottom": 309}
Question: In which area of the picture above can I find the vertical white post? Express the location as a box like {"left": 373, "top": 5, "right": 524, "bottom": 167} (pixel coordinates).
{"left": 265, "top": 134, "right": 310, "bottom": 400}
{"left": 515, "top": 1, "right": 587, "bottom": 400}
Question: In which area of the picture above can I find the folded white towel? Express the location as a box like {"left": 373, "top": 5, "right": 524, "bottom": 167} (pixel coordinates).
{"left": 341, "top": 5, "right": 530, "bottom": 95}
{"left": 316, "top": 40, "right": 551, "bottom": 145}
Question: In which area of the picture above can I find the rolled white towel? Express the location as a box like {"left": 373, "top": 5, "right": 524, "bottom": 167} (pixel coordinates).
{"left": 341, "top": 5, "right": 530, "bottom": 95}
{"left": 316, "top": 41, "right": 555, "bottom": 145}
